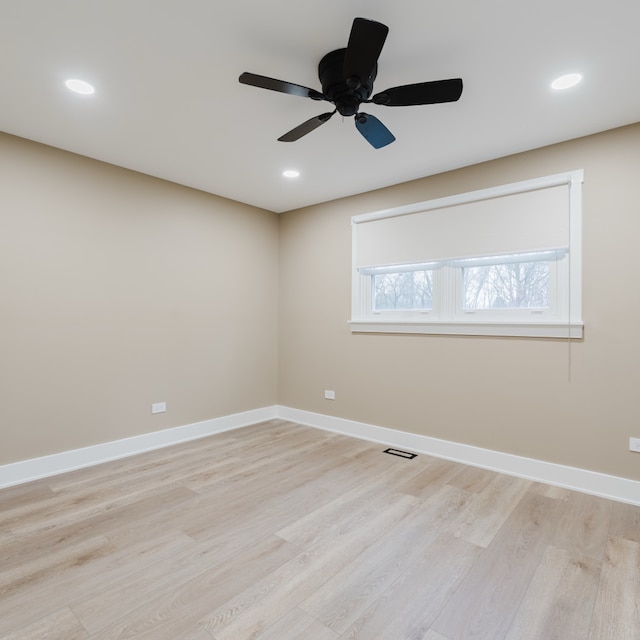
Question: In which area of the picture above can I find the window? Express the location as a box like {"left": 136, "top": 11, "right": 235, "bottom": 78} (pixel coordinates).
{"left": 370, "top": 264, "right": 435, "bottom": 311}
{"left": 459, "top": 251, "right": 559, "bottom": 312}
{"left": 351, "top": 171, "right": 583, "bottom": 338}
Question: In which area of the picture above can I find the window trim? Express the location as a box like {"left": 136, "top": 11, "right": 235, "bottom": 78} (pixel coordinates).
{"left": 350, "top": 171, "right": 584, "bottom": 339}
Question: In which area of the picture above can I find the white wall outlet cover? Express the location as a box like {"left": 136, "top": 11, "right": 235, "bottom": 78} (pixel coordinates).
{"left": 324, "top": 390, "right": 336, "bottom": 400}
{"left": 152, "top": 402, "right": 167, "bottom": 414}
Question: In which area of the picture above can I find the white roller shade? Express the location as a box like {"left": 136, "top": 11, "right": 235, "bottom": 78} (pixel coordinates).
{"left": 354, "top": 183, "right": 570, "bottom": 268}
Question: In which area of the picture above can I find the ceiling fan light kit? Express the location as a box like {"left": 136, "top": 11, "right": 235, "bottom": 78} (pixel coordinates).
{"left": 239, "top": 17, "right": 463, "bottom": 149}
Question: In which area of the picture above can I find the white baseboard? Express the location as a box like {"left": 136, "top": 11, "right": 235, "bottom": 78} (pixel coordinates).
{"left": 3, "top": 404, "right": 639, "bottom": 506}
{"left": 0, "top": 406, "right": 277, "bottom": 489}
{"left": 276, "top": 406, "right": 640, "bottom": 506}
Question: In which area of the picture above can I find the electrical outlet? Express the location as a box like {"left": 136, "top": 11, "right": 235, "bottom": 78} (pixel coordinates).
{"left": 630, "top": 437, "right": 640, "bottom": 453}
{"left": 152, "top": 402, "right": 166, "bottom": 414}
{"left": 324, "top": 390, "right": 336, "bottom": 400}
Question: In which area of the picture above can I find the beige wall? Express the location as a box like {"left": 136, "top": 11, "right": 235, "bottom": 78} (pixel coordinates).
{"left": 0, "top": 133, "right": 279, "bottom": 465}
{"left": 278, "top": 123, "right": 640, "bottom": 481}
{"left": 4, "top": 124, "right": 640, "bottom": 483}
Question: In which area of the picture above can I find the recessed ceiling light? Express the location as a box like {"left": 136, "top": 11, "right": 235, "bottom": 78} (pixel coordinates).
{"left": 551, "top": 73, "right": 582, "bottom": 91}
{"left": 64, "top": 78, "right": 95, "bottom": 95}
{"left": 283, "top": 170, "right": 300, "bottom": 178}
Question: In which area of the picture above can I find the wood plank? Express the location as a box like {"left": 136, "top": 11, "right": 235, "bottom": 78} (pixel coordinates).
{"left": 337, "top": 532, "right": 480, "bottom": 640}
{"left": 552, "top": 491, "right": 613, "bottom": 562}
{"left": 0, "top": 484, "right": 68, "bottom": 531}
{"left": 446, "top": 465, "right": 496, "bottom": 494}
{"left": 449, "top": 473, "right": 532, "bottom": 548}
{"left": 7, "top": 480, "right": 199, "bottom": 538}
{"left": 422, "top": 631, "right": 454, "bottom": 640}
{"left": 183, "top": 630, "right": 214, "bottom": 640}
{"left": 588, "top": 536, "right": 640, "bottom": 640}
{"left": 0, "top": 529, "right": 194, "bottom": 636}
{"left": 0, "top": 530, "right": 16, "bottom": 545}
{"left": 0, "top": 481, "right": 55, "bottom": 511}
{"left": 318, "top": 434, "right": 387, "bottom": 459}
{"left": 608, "top": 499, "right": 640, "bottom": 544}
{"left": 276, "top": 460, "right": 425, "bottom": 550}
{"left": 199, "top": 492, "right": 419, "bottom": 640}
{"left": 71, "top": 533, "right": 286, "bottom": 635}
{"left": 397, "top": 457, "right": 466, "bottom": 500}
{"left": 432, "top": 493, "right": 560, "bottom": 640}
{"left": 0, "top": 535, "right": 115, "bottom": 599}
{"left": 1, "top": 607, "right": 88, "bottom": 640}
{"left": 310, "top": 444, "right": 429, "bottom": 495}
{"left": 186, "top": 475, "right": 341, "bottom": 555}
{"left": 181, "top": 451, "right": 361, "bottom": 543}
{"left": 0, "top": 485, "right": 199, "bottom": 572}
{"left": 80, "top": 535, "right": 298, "bottom": 639}
{"left": 256, "top": 608, "right": 338, "bottom": 640}
{"left": 300, "top": 485, "right": 473, "bottom": 634}
{"left": 528, "top": 481, "right": 570, "bottom": 501}
{"left": 226, "top": 423, "right": 339, "bottom": 466}
{"left": 184, "top": 431, "right": 359, "bottom": 499}
{"left": 45, "top": 435, "right": 242, "bottom": 494}
{"left": 504, "top": 545, "right": 600, "bottom": 640}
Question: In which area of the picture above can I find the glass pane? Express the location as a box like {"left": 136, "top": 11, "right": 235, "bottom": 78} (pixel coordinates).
{"left": 373, "top": 270, "right": 433, "bottom": 310}
{"left": 463, "top": 260, "right": 550, "bottom": 309}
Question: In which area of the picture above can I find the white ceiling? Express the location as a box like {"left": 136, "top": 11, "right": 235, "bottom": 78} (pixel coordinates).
{"left": 2, "top": 1, "right": 639, "bottom": 213}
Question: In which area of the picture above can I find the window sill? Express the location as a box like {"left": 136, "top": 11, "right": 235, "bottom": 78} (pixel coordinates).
{"left": 349, "top": 320, "right": 583, "bottom": 339}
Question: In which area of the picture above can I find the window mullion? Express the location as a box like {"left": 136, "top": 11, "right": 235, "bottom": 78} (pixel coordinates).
{"left": 434, "top": 265, "right": 457, "bottom": 321}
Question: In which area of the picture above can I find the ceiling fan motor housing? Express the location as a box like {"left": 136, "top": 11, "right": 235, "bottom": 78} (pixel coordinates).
{"left": 318, "top": 48, "right": 376, "bottom": 116}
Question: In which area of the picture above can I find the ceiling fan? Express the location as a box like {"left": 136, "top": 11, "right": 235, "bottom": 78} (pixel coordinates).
{"left": 239, "top": 17, "right": 463, "bottom": 149}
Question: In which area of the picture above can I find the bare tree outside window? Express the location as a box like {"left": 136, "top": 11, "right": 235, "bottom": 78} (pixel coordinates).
{"left": 374, "top": 270, "right": 433, "bottom": 310}
{"left": 463, "top": 259, "right": 550, "bottom": 310}
{"left": 369, "top": 254, "right": 552, "bottom": 313}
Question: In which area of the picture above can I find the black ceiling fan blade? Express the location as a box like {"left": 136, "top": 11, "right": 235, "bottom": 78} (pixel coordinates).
{"left": 354, "top": 113, "right": 395, "bottom": 149}
{"left": 239, "top": 72, "right": 325, "bottom": 100}
{"left": 278, "top": 111, "right": 336, "bottom": 142}
{"left": 343, "top": 18, "right": 389, "bottom": 87}
{"left": 372, "top": 78, "right": 463, "bottom": 106}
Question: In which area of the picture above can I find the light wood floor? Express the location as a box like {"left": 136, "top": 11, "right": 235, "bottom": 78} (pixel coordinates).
{"left": 1, "top": 420, "right": 639, "bottom": 640}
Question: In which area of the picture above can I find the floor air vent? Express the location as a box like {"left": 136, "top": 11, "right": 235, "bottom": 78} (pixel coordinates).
{"left": 383, "top": 448, "right": 417, "bottom": 460}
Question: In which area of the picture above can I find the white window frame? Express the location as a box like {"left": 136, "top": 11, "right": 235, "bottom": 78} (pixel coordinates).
{"left": 350, "top": 171, "right": 584, "bottom": 338}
